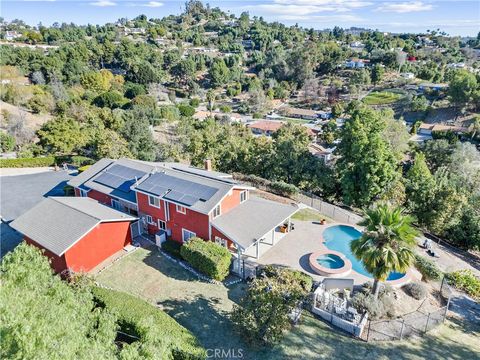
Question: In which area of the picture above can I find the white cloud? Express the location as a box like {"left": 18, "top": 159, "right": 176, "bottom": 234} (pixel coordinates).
{"left": 277, "top": 14, "right": 363, "bottom": 22}
{"left": 144, "top": 1, "right": 163, "bottom": 7}
{"left": 89, "top": 0, "right": 116, "bottom": 7}
{"left": 377, "top": 1, "right": 433, "bottom": 13}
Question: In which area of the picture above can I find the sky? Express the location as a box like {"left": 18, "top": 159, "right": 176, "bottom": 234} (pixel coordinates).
{"left": 1, "top": 0, "right": 479, "bottom": 36}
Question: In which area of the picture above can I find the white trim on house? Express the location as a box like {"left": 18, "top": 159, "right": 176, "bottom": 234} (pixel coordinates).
{"left": 240, "top": 190, "right": 248, "bottom": 203}
{"left": 158, "top": 219, "right": 166, "bottom": 230}
{"left": 176, "top": 204, "right": 186, "bottom": 214}
{"left": 182, "top": 228, "right": 196, "bottom": 242}
{"left": 146, "top": 215, "right": 154, "bottom": 225}
{"left": 212, "top": 204, "right": 221, "bottom": 219}
{"left": 148, "top": 195, "right": 161, "bottom": 208}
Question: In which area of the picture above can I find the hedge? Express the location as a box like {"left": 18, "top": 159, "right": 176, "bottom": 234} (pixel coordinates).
{"left": 270, "top": 181, "right": 299, "bottom": 197}
{"left": 445, "top": 270, "right": 480, "bottom": 300}
{"left": 180, "top": 238, "right": 232, "bottom": 281}
{"left": 0, "top": 155, "right": 94, "bottom": 168}
{"left": 162, "top": 239, "right": 183, "bottom": 258}
{"left": 0, "top": 157, "right": 56, "bottom": 168}
{"left": 414, "top": 254, "right": 443, "bottom": 281}
{"left": 92, "top": 286, "right": 206, "bottom": 360}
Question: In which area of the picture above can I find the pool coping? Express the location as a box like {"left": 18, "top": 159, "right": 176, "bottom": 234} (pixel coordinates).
{"left": 308, "top": 249, "right": 352, "bottom": 277}
{"left": 319, "top": 223, "right": 413, "bottom": 287}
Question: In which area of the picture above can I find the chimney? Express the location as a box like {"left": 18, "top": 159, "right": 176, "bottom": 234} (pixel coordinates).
{"left": 204, "top": 159, "right": 212, "bottom": 172}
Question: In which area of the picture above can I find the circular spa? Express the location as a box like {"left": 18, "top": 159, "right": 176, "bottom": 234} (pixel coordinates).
{"left": 321, "top": 224, "right": 411, "bottom": 286}
{"left": 309, "top": 250, "right": 352, "bottom": 277}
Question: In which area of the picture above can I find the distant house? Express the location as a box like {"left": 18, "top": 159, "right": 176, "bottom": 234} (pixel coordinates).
{"left": 345, "top": 59, "right": 368, "bottom": 69}
{"left": 282, "top": 107, "right": 319, "bottom": 120}
{"left": 418, "top": 123, "right": 469, "bottom": 137}
{"left": 4, "top": 31, "right": 21, "bottom": 41}
{"left": 248, "top": 120, "right": 285, "bottom": 136}
{"left": 10, "top": 197, "right": 136, "bottom": 274}
{"left": 308, "top": 143, "right": 335, "bottom": 163}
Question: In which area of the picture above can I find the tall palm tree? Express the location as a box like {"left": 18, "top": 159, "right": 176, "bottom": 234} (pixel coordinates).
{"left": 351, "top": 203, "right": 419, "bottom": 298}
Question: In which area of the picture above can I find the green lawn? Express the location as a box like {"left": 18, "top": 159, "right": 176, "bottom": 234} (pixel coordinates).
{"left": 96, "top": 247, "right": 480, "bottom": 360}
{"left": 363, "top": 91, "right": 405, "bottom": 105}
{"left": 292, "top": 208, "right": 333, "bottom": 222}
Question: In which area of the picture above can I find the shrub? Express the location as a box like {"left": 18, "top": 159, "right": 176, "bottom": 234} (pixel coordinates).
{"left": 180, "top": 238, "right": 232, "bottom": 281}
{"left": 351, "top": 291, "right": 395, "bottom": 320}
{"left": 0, "top": 132, "right": 15, "bottom": 152}
{"left": 0, "top": 156, "right": 55, "bottom": 168}
{"left": 270, "top": 181, "right": 299, "bottom": 197}
{"left": 414, "top": 254, "right": 443, "bottom": 281}
{"left": 352, "top": 283, "right": 396, "bottom": 319}
{"left": 403, "top": 282, "right": 428, "bottom": 300}
{"left": 219, "top": 105, "right": 231, "bottom": 113}
{"left": 177, "top": 104, "right": 195, "bottom": 117}
{"left": 92, "top": 287, "right": 205, "bottom": 359}
{"left": 445, "top": 270, "right": 480, "bottom": 300}
{"left": 189, "top": 98, "right": 200, "bottom": 108}
{"left": 162, "top": 239, "right": 183, "bottom": 258}
{"left": 77, "top": 165, "right": 91, "bottom": 173}
{"left": 231, "top": 266, "right": 311, "bottom": 346}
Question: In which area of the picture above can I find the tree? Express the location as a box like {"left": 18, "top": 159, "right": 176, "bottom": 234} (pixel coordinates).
{"left": 37, "top": 117, "right": 88, "bottom": 154}
{"left": 209, "top": 59, "right": 230, "bottom": 88}
{"left": 371, "top": 64, "right": 384, "bottom": 85}
{"left": 336, "top": 106, "right": 399, "bottom": 207}
{"left": 231, "top": 266, "right": 311, "bottom": 346}
{"left": 382, "top": 114, "right": 410, "bottom": 158}
{"left": 94, "top": 129, "right": 132, "bottom": 159}
{"left": 405, "top": 152, "right": 436, "bottom": 223}
{"left": 121, "top": 113, "right": 156, "bottom": 161}
{"left": 448, "top": 69, "right": 477, "bottom": 111}
{"left": 351, "top": 204, "right": 418, "bottom": 298}
{"left": 1, "top": 243, "right": 117, "bottom": 359}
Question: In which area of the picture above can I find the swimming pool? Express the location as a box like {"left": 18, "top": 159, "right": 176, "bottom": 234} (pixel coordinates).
{"left": 316, "top": 254, "right": 345, "bottom": 269}
{"left": 322, "top": 225, "right": 405, "bottom": 281}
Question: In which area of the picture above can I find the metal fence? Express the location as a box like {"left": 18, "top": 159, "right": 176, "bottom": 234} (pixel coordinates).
{"left": 362, "top": 277, "right": 453, "bottom": 342}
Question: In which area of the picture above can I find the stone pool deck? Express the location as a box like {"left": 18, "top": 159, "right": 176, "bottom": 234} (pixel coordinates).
{"left": 256, "top": 220, "right": 420, "bottom": 286}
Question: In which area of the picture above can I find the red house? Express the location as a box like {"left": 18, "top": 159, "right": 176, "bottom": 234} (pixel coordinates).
{"left": 68, "top": 158, "right": 298, "bottom": 274}
{"left": 10, "top": 197, "right": 136, "bottom": 274}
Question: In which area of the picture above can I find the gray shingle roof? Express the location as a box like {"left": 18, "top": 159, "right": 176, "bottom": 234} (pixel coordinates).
{"left": 211, "top": 196, "right": 298, "bottom": 250}
{"left": 70, "top": 158, "right": 244, "bottom": 214}
{"left": 9, "top": 197, "right": 136, "bottom": 256}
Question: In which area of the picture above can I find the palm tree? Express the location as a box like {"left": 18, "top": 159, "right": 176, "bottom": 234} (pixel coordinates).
{"left": 351, "top": 203, "right": 419, "bottom": 298}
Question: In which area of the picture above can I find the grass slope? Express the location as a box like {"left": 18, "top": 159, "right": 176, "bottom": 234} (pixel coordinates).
{"left": 96, "top": 247, "right": 480, "bottom": 360}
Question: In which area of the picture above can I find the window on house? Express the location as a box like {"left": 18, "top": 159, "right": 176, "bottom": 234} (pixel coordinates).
{"left": 182, "top": 229, "right": 196, "bottom": 242}
{"left": 212, "top": 204, "right": 221, "bottom": 218}
{"left": 240, "top": 190, "right": 247, "bottom": 203}
{"left": 80, "top": 189, "right": 88, "bottom": 197}
{"left": 146, "top": 215, "right": 154, "bottom": 224}
{"left": 215, "top": 236, "right": 228, "bottom": 248}
{"left": 148, "top": 195, "right": 160, "bottom": 208}
{"left": 111, "top": 199, "right": 121, "bottom": 211}
{"left": 176, "top": 205, "right": 186, "bottom": 214}
{"left": 158, "top": 220, "right": 166, "bottom": 230}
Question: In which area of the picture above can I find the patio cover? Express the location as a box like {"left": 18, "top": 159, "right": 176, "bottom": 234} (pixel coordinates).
{"left": 211, "top": 196, "right": 298, "bottom": 250}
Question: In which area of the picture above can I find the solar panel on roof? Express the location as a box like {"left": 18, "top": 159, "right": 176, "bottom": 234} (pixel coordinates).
{"left": 108, "top": 165, "right": 146, "bottom": 179}
{"left": 181, "top": 195, "right": 198, "bottom": 206}
{"left": 164, "top": 190, "right": 184, "bottom": 202}
{"left": 93, "top": 164, "right": 146, "bottom": 192}
{"left": 94, "top": 173, "right": 124, "bottom": 188}
{"left": 151, "top": 185, "right": 169, "bottom": 196}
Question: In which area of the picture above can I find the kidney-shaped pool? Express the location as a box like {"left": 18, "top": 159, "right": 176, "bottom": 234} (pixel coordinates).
{"left": 322, "top": 225, "right": 405, "bottom": 281}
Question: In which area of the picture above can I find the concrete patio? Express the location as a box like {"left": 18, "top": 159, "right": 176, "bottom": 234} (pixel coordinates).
{"left": 255, "top": 220, "right": 372, "bottom": 284}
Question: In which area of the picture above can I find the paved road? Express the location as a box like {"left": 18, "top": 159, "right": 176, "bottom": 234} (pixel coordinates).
{"left": 0, "top": 170, "right": 73, "bottom": 257}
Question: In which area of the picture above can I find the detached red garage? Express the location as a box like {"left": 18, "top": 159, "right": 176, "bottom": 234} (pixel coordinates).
{"left": 10, "top": 197, "right": 136, "bottom": 274}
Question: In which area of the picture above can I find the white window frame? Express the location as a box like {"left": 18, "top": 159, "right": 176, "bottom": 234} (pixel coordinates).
{"left": 240, "top": 190, "right": 248, "bottom": 203}
{"left": 176, "top": 205, "right": 186, "bottom": 214}
{"left": 215, "top": 236, "right": 228, "bottom": 248}
{"left": 148, "top": 195, "right": 160, "bottom": 208}
{"left": 146, "top": 215, "right": 154, "bottom": 225}
{"left": 80, "top": 189, "right": 88, "bottom": 197}
{"left": 111, "top": 199, "right": 121, "bottom": 211}
{"left": 212, "top": 204, "right": 221, "bottom": 219}
{"left": 182, "top": 228, "right": 196, "bottom": 243}
{"left": 158, "top": 219, "right": 166, "bottom": 230}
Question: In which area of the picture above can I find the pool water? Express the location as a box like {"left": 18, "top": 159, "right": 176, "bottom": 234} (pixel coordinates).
{"left": 316, "top": 254, "right": 345, "bottom": 269}
{"left": 323, "top": 225, "right": 405, "bottom": 281}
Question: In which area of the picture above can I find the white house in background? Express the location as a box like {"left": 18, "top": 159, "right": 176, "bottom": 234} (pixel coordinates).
{"left": 5, "top": 31, "right": 21, "bottom": 41}
{"left": 308, "top": 143, "right": 335, "bottom": 164}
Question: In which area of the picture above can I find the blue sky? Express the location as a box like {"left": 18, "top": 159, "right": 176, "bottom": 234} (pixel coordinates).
{"left": 2, "top": 0, "right": 479, "bottom": 36}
